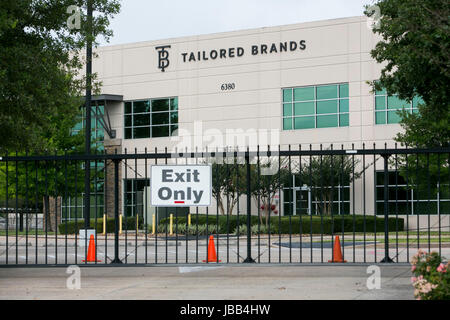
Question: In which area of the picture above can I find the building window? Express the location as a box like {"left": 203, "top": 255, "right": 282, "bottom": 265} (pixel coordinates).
{"left": 374, "top": 88, "right": 423, "bottom": 124}
{"left": 124, "top": 179, "right": 150, "bottom": 217}
{"left": 375, "top": 171, "right": 449, "bottom": 215}
{"left": 282, "top": 83, "right": 349, "bottom": 130}
{"left": 124, "top": 97, "right": 178, "bottom": 139}
{"left": 61, "top": 191, "right": 104, "bottom": 222}
{"left": 283, "top": 175, "right": 350, "bottom": 216}
{"left": 72, "top": 104, "right": 105, "bottom": 152}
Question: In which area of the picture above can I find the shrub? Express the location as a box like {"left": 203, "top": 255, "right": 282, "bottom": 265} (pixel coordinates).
{"left": 160, "top": 214, "right": 403, "bottom": 235}
{"left": 411, "top": 250, "right": 450, "bottom": 300}
{"left": 234, "top": 224, "right": 276, "bottom": 235}
{"left": 58, "top": 217, "right": 141, "bottom": 235}
{"left": 155, "top": 223, "right": 218, "bottom": 236}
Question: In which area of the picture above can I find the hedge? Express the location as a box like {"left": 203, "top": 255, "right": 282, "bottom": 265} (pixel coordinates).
{"left": 58, "top": 217, "right": 142, "bottom": 235}
{"left": 159, "top": 214, "right": 404, "bottom": 235}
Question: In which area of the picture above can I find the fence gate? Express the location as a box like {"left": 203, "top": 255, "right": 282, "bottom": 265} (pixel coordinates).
{"left": 1, "top": 145, "right": 449, "bottom": 266}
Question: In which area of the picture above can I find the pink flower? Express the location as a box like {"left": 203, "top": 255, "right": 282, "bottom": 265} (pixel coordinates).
{"left": 411, "top": 277, "right": 417, "bottom": 283}
{"left": 437, "top": 263, "right": 447, "bottom": 273}
{"left": 411, "top": 265, "right": 416, "bottom": 272}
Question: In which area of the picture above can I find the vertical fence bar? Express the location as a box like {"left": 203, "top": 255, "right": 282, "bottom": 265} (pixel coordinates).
{"left": 330, "top": 145, "right": 335, "bottom": 263}
{"left": 94, "top": 153, "right": 98, "bottom": 264}
{"left": 44, "top": 160, "right": 48, "bottom": 265}
{"left": 288, "top": 145, "right": 292, "bottom": 264}
{"left": 235, "top": 148, "right": 239, "bottom": 263}
{"left": 244, "top": 148, "right": 255, "bottom": 263}
{"left": 362, "top": 143, "right": 366, "bottom": 263}
{"left": 381, "top": 151, "right": 393, "bottom": 263}
{"left": 267, "top": 146, "right": 271, "bottom": 263}
{"left": 309, "top": 144, "right": 313, "bottom": 263}
{"left": 54, "top": 152, "right": 58, "bottom": 264}
{"left": 195, "top": 147, "right": 199, "bottom": 264}
{"left": 104, "top": 150, "right": 108, "bottom": 264}
{"left": 15, "top": 152, "right": 18, "bottom": 264}
{"left": 278, "top": 145, "right": 281, "bottom": 264}
{"left": 164, "top": 147, "right": 168, "bottom": 264}
{"left": 111, "top": 156, "right": 122, "bottom": 264}
{"left": 298, "top": 144, "right": 303, "bottom": 263}
{"left": 215, "top": 148, "right": 219, "bottom": 264}
{"left": 426, "top": 153, "right": 431, "bottom": 253}
{"left": 416, "top": 153, "right": 420, "bottom": 251}
{"left": 373, "top": 143, "right": 377, "bottom": 262}
{"left": 64, "top": 151, "right": 68, "bottom": 264}
{"left": 256, "top": 146, "right": 260, "bottom": 263}
{"left": 405, "top": 145, "right": 410, "bottom": 262}
{"left": 5, "top": 152, "right": 8, "bottom": 264}
{"left": 34, "top": 160, "right": 39, "bottom": 264}
{"left": 352, "top": 144, "right": 356, "bottom": 263}
{"left": 154, "top": 147, "right": 158, "bottom": 264}
{"left": 319, "top": 144, "right": 324, "bottom": 263}
{"left": 394, "top": 145, "right": 399, "bottom": 263}
{"left": 25, "top": 152, "right": 29, "bottom": 264}
{"left": 134, "top": 148, "right": 138, "bottom": 264}
{"left": 144, "top": 147, "right": 148, "bottom": 264}
{"left": 437, "top": 153, "right": 441, "bottom": 257}
{"left": 341, "top": 144, "right": 345, "bottom": 261}
{"left": 74, "top": 158, "right": 78, "bottom": 263}
{"left": 124, "top": 148, "right": 128, "bottom": 264}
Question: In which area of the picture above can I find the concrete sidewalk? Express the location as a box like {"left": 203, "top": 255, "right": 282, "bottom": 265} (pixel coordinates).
{"left": 0, "top": 264, "right": 414, "bottom": 300}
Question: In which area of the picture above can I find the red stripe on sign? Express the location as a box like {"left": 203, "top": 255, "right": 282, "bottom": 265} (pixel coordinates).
{"left": 174, "top": 201, "right": 185, "bottom": 204}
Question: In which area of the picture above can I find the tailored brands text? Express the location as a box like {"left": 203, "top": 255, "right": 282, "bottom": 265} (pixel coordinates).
{"left": 180, "top": 40, "right": 306, "bottom": 62}
{"left": 156, "top": 40, "right": 306, "bottom": 71}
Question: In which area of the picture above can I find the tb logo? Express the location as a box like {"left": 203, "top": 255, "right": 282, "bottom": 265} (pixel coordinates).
{"left": 156, "top": 45, "right": 171, "bottom": 72}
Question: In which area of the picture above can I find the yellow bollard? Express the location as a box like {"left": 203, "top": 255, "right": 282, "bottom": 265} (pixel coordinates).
{"left": 152, "top": 214, "right": 156, "bottom": 235}
{"left": 119, "top": 214, "right": 123, "bottom": 235}
{"left": 169, "top": 213, "right": 173, "bottom": 235}
{"left": 102, "top": 214, "right": 106, "bottom": 235}
{"left": 188, "top": 213, "right": 191, "bottom": 226}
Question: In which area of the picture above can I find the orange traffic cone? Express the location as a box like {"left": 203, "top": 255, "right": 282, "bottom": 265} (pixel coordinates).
{"left": 328, "top": 236, "right": 346, "bottom": 263}
{"left": 82, "top": 234, "right": 102, "bottom": 262}
{"left": 203, "top": 235, "right": 221, "bottom": 262}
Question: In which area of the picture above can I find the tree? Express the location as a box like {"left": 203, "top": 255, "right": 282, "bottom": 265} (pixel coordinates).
{"left": 250, "top": 157, "right": 290, "bottom": 226}
{"left": 297, "top": 154, "right": 362, "bottom": 216}
{"left": 365, "top": 0, "right": 450, "bottom": 148}
{"left": 365, "top": 0, "right": 449, "bottom": 200}
{"left": 211, "top": 160, "right": 246, "bottom": 216}
{"left": 0, "top": 0, "right": 120, "bottom": 153}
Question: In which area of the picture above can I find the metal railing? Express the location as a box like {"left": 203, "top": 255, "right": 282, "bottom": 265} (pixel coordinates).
{"left": 0, "top": 144, "right": 449, "bottom": 266}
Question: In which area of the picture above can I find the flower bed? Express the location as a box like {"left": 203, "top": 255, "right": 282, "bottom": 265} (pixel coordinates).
{"left": 411, "top": 250, "right": 450, "bottom": 300}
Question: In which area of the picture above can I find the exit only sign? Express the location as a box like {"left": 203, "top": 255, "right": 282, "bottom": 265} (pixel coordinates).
{"left": 150, "top": 165, "right": 212, "bottom": 207}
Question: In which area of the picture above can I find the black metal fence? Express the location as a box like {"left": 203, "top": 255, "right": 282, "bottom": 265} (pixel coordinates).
{"left": 0, "top": 144, "right": 449, "bottom": 266}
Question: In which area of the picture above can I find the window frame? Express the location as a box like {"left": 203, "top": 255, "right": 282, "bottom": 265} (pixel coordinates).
{"left": 282, "top": 83, "right": 350, "bottom": 131}
{"left": 124, "top": 97, "right": 178, "bottom": 139}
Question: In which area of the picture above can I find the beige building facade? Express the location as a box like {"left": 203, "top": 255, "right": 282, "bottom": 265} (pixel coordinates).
{"left": 78, "top": 16, "right": 447, "bottom": 229}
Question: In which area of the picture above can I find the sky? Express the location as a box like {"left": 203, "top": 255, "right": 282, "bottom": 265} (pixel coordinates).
{"left": 99, "top": 0, "right": 374, "bottom": 46}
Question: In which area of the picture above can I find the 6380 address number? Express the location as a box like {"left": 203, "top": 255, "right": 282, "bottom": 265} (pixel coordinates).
{"left": 220, "top": 83, "right": 235, "bottom": 91}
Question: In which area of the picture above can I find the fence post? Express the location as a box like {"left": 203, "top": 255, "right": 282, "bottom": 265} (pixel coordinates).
{"left": 111, "top": 159, "right": 122, "bottom": 264}
{"left": 244, "top": 149, "right": 255, "bottom": 263}
{"left": 381, "top": 153, "right": 394, "bottom": 263}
